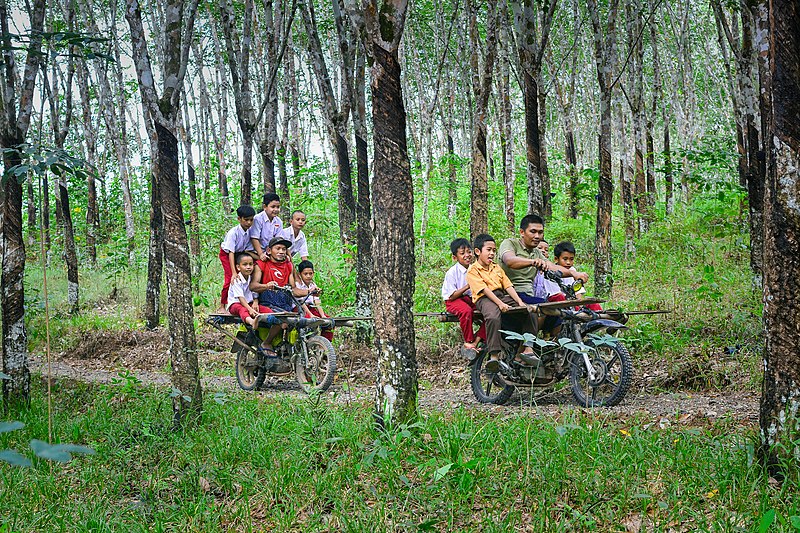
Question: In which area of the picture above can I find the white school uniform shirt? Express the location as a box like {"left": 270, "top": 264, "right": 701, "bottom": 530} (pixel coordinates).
{"left": 280, "top": 227, "right": 309, "bottom": 258}
{"left": 221, "top": 224, "right": 253, "bottom": 253}
{"left": 248, "top": 211, "right": 283, "bottom": 250}
{"left": 226, "top": 273, "right": 258, "bottom": 310}
{"left": 296, "top": 279, "right": 321, "bottom": 307}
{"left": 541, "top": 274, "right": 563, "bottom": 298}
{"left": 441, "top": 263, "right": 471, "bottom": 301}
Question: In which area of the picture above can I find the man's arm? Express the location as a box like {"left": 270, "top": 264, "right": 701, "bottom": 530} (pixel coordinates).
{"left": 501, "top": 250, "right": 547, "bottom": 271}
{"left": 249, "top": 265, "right": 277, "bottom": 292}
{"left": 545, "top": 262, "right": 589, "bottom": 283}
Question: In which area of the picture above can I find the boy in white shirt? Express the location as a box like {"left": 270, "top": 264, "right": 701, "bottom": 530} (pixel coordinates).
{"left": 279, "top": 210, "right": 309, "bottom": 261}
{"left": 249, "top": 192, "right": 283, "bottom": 262}
{"left": 554, "top": 241, "right": 603, "bottom": 311}
{"left": 220, "top": 205, "right": 256, "bottom": 309}
{"left": 441, "top": 238, "right": 485, "bottom": 358}
{"left": 227, "top": 253, "right": 270, "bottom": 326}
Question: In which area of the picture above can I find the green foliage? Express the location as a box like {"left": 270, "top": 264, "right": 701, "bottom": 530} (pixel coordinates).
{"left": 1, "top": 381, "right": 798, "bottom": 529}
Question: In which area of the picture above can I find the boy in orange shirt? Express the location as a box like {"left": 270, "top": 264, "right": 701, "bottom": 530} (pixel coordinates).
{"left": 466, "top": 234, "right": 538, "bottom": 372}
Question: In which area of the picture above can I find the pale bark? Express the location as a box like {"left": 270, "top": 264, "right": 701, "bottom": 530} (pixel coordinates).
{"left": 179, "top": 92, "right": 202, "bottom": 290}
{"left": 498, "top": 20, "right": 515, "bottom": 233}
{"left": 76, "top": 58, "right": 99, "bottom": 264}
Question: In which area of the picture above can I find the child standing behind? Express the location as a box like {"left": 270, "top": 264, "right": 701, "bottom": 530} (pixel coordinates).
{"left": 279, "top": 210, "right": 309, "bottom": 261}
{"left": 220, "top": 205, "right": 256, "bottom": 309}
{"left": 227, "top": 253, "right": 271, "bottom": 326}
{"left": 249, "top": 192, "right": 283, "bottom": 262}
{"left": 441, "top": 238, "right": 485, "bottom": 359}
{"left": 466, "top": 234, "right": 538, "bottom": 372}
{"left": 296, "top": 260, "right": 333, "bottom": 341}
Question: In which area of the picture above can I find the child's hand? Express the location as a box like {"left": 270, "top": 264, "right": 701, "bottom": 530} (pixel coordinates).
{"left": 499, "top": 302, "right": 510, "bottom": 313}
{"left": 259, "top": 251, "right": 268, "bottom": 262}
{"left": 249, "top": 307, "right": 259, "bottom": 317}
{"left": 575, "top": 272, "right": 589, "bottom": 283}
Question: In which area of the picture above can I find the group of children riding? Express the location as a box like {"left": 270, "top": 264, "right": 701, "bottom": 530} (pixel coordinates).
{"left": 442, "top": 214, "right": 598, "bottom": 371}
{"left": 219, "top": 200, "right": 591, "bottom": 366}
{"left": 219, "top": 193, "right": 331, "bottom": 357}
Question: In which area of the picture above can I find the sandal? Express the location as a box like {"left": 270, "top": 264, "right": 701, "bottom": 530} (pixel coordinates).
{"left": 484, "top": 355, "right": 501, "bottom": 373}
{"left": 514, "top": 352, "right": 542, "bottom": 367}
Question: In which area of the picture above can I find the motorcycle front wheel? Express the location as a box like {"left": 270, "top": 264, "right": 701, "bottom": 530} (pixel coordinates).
{"left": 295, "top": 335, "right": 337, "bottom": 393}
{"left": 235, "top": 348, "right": 266, "bottom": 391}
{"left": 470, "top": 351, "right": 514, "bottom": 405}
{"left": 569, "top": 339, "right": 633, "bottom": 407}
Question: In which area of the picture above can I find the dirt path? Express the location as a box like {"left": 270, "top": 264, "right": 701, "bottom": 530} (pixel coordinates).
{"left": 29, "top": 353, "right": 759, "bottom": 427}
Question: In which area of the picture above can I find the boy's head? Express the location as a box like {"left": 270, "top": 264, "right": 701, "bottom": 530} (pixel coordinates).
{"left": 553, "top": 241, "right": 576, "bottom": 268}
{"left": 298, "top": 259, "right": 315, "bottom": 285}
{"left": 236, "top": 204, "right": 256, "bottom": 230}
{"left": 472, "top": 234, "right": 496, "bottom": 266}
{"left": 262, "top": 192, "right": 281, "bottom": 219}
{"left": 267, "top": 236, "right": 292, "bottom": 262}
{"left": 537, "top": 239, "right": 549, "bottom": 257}
{"left": 449, "top": 238, "right": 472, "bottom": 268}
{"left": 289, "top": 210, "right": 307, "bottom": 231}
{"left": 519, "top": 213, "right": 545, "bottom": 248}
{"left": 234, "top": 252, "right": 255, "bottom": 276}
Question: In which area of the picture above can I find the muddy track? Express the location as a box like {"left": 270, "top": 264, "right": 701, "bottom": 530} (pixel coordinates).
{"left": 29, "top": 353, "right": 759, "bottom": 427}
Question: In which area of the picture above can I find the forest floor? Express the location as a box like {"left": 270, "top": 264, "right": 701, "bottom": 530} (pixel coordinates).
{"left": 28, "top": 322, "right": 760, "bottom": 429}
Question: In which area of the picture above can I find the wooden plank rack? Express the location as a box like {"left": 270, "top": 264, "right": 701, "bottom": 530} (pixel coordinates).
{"left": 415, "top": 301, "right": 669, "bottom": 323}
{"left": 207, "top": 312, "right": 372, "bottom": 328}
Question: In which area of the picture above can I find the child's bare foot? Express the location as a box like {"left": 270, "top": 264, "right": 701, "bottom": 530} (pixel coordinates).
{"left": 245, "top": 316, "right": 256, "bottom": 327}
{"left": 215, "top": 306, "right": 227, "bottom": 314}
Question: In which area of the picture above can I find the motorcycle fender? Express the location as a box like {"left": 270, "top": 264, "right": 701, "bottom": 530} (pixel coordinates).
{"left": 581, "top": 319, "right": 628, "bottom": 336}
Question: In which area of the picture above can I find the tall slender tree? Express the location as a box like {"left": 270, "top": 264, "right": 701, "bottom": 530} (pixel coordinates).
{"left": 0, "top": 0, "right": 45, "bottom": 405}
{"left": 126, "top": 0, "right": 203, "bottom": 425}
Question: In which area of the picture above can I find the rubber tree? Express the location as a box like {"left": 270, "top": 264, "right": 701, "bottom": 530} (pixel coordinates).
{"left": 125, "top": 0, "right": 203, "bottom": 426}
{"left": 758, "top": 0, "right": 800, "bottom": 475}
{"left": 353, "top": 0, "right": 417, "bottom": 426}
{"left": 0, "top": 0, "right": 45, "bottom": 406}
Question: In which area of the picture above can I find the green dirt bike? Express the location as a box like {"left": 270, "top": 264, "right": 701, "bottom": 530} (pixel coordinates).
{"left": 208, "top": 287, "right": 358, "bottom": 393}
{"left": 469, "top": 271, "right": 633, "bottom": 407}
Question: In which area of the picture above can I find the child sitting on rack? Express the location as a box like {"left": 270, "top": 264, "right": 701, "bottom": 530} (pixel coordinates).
{"left": 226, "top": 253, "right": 271, "bottom": 326}
{"left": 553, "top": 241, "right": 603, "bottom": 312}
{"left": 441, "top": 238, "right": 485, "bottom": 359}
{"left": 296, "top": 260, "right": 334, "bottom": 341}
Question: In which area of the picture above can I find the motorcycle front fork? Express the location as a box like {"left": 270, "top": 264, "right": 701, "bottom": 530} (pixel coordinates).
{"left": 569, "top": 324, "right": 598, "bottom": 383}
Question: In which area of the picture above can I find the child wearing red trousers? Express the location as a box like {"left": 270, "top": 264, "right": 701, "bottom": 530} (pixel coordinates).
{"left": 219, "top": 205, "right": 256, "bottom": 309}
{"left": 441, "top": 238, "right": 486, "bottom": 359}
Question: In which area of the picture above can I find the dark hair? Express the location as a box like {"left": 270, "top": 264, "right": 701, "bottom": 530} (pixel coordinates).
{"left": 519, "top": 213, "right": 544, "bottom": 230}
{"left": 539, "top": 238, "right": 549, "bottom": 245}
{"left": 291, "top": 209, "right": 306, "bottom": 219}
{"left": 237, "top": 204, "right": 256, "bottom": 218}
{"left": 473, "top": 233, "right": 495, "bottom": 252}
{"left": 262, "top": 192, "right": 280, "bottom": 206}
{"left": 297, "top": 260, "right": 314, "bottom": 273}
{"left": 234, "top": 252, "right": 254, "bottom": 265}
{"left": 450, "top": 238, "right": 471, "bottom": 256}
{"left": 554, "top": 241, "right": 576, "bottom": 258}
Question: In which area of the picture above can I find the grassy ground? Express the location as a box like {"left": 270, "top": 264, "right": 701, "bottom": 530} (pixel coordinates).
{"left": 1, "top": 380, "right": 796, "bottom": 532}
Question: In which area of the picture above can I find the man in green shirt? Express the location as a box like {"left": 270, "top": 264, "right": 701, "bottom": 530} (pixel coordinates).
{"left": 498, "top": 214, "right": 589, "bottom": 330}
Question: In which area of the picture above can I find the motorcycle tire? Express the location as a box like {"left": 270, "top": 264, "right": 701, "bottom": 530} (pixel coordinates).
{"left": 235, "top": 348, "right": 266, "bottom": 391}
{"left": 569, "top": 339, "right": 633, "bottom": 407}
{"left": 470, "top": 350, "right": 514, "bottom": 405}
{"left": 295, "top": 335, "right": 337, "bottom": 393}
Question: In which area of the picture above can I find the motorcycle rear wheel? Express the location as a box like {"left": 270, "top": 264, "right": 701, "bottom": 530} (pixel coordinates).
{"left": 470, "top": 351, "right": 514, "bottom": 405}
{"left": 295, "top": 335, "right": 337, "bottom": 393}
{"left": 235, "top": 348, "right": 266, "bottom": 391}
{"left": 569, "top": 339, "right": 632, "bottom": 407}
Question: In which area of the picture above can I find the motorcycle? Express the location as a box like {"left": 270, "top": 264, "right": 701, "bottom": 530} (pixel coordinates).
{"left": 469, "top": 271, "right": 633, "bottom": 407}
{"left": 207, "top": 286, "right": 360, "bottom": 393}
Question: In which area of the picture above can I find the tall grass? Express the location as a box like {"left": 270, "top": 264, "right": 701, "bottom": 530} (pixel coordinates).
{"left": 1, "top": 381, "right": 796, "bottom": 531}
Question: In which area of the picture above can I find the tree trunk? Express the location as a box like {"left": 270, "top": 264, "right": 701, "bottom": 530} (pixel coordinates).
{"left": 144, "top": 166, "right": 163, "bottom": 330}
{"left": 362, "top": 0, "right": 417, "bottom": 427}
{"left": 241, "top": 129, "right": 254, "bottom": 205}
{"left": 353, "top": 46, "right": 372, "bottom": 319}
{"left": 759, "top": 0, "right": 800, "bottom": 473}
{"left": 467, "top": 0, "right": 498, "bottom": 239}
{"left": 498, "top": 35, "right": 515, "bottom": 233}
{"left": 522, "top": 70, "right": 543, "bottom": 217}
{"left": 538, "top": 86, "right": 552, "bottom": 220}
{"left": 155, "top": 122, "right": 203, "bottom": 426}
{"left": 77, "top": 58, "right": 98, "bottom": 264}
{"left": 664, "top": 122, "right": 674, "bottom": 214}
{"left": 587, "top": 0, "right": 618, "bottom": 298}
{"left": 180, "top": 98, "right": 201, "bottom": 290}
